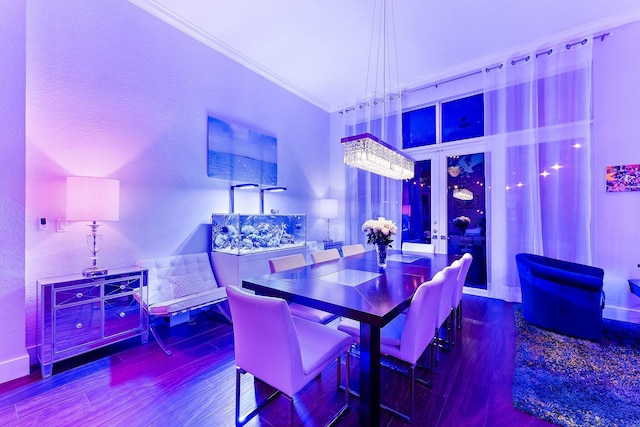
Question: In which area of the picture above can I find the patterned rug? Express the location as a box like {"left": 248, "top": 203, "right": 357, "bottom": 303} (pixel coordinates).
{"left": 512, "top": 306, "right": 640, "bottom": 427}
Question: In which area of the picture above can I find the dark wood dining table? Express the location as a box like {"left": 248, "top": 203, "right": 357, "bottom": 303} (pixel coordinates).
{"left": 242, "top": 249, "right": 456, "bottom": 426}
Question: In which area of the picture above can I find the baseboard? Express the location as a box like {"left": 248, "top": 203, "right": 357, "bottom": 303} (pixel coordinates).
{"left": 0, "top": 352, "right": 30, "bottom": 384}
{"left": 603, "top": 305, "right": 640, "bottom": 324}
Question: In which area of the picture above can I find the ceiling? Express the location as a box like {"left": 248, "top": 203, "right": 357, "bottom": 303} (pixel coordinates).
{"left": 131, "top": 0, "right": 640, "bottom": 112}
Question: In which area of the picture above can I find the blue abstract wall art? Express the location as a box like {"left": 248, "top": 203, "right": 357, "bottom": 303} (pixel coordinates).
{"left": 207, "top": 116, "right": 277, "bottom": 185}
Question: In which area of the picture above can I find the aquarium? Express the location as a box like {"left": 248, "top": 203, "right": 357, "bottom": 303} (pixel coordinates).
{"left": 211, "top": 214, "right": 306, "bottom": 255}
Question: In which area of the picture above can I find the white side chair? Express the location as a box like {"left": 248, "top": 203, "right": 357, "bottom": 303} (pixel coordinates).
{"left": 342, "top": 244, "right": 366, "bottom": 257}
{"left": 310, "top": 248, "right": 340, "bottom": 264}
{"left": 435, "top": 261, "right": 461, "bottom": 363}
{"left": 337, "top": 272, "right": 445, "bottom": 423}
{"left": 268, "top": 253, "right": 306, "bottom": 274}
{"left": 401, "top": 242, "right": 436, "bottom": 255}
{"left": 452, "top": 253, "right": 473, "bottom": 336}
{"left": 226, "top": 286, "right": 351, "bottom": 427}
{"left": 268, "top": 254, "right": 335, "bottom": 324}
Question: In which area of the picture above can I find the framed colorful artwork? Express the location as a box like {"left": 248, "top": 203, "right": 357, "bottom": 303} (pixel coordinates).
{"left": 207, "top": 116, "right": 277, "bottom": 185}
{"left": 606, "top": 164, "right": 640, "bottom": 192}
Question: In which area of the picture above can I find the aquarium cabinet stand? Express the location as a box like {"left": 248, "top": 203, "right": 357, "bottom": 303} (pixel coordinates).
{"left": 210, "top": 246, "right": 307, "bottom": 287}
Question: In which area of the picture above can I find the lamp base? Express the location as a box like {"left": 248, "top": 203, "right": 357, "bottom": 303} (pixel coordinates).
{"left": 82, "top": 266, "right": 108, "bottom": 277}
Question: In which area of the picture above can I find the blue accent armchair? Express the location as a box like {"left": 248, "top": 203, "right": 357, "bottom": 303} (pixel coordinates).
{"left": 515, "top": 253, "right": 605, "bottom": 341}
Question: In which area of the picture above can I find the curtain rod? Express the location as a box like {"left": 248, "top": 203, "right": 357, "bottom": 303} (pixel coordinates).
{"left": 485, "top": 32, "right": 610, "bottom": 73}
{"left": 339, "top": 32, "right": 610, "bottom": 113}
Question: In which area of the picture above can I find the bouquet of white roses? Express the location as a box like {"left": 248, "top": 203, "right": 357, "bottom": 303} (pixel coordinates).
{"left": 361, "top": 217, "right": 398, "bottom": 247}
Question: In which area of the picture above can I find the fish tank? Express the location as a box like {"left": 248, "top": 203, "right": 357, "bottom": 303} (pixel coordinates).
{"left": 211, "top": 214, "right": 306, "bottom": 255}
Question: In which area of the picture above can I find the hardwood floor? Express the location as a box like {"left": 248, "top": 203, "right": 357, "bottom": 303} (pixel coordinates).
{"left": 0, "top": 295, "right": 556, "bottom": 426}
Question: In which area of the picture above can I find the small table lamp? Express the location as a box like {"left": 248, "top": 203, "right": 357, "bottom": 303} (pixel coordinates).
{"left": 66, "top": 176, "right": 120, "bottom": 276}
{"left": 319, "top": 198, "right": 338, "bottom": 242}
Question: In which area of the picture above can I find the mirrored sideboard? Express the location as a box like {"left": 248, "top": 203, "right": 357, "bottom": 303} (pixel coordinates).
{"left": 37, "top": 267, "right": 148, "bottom": 378}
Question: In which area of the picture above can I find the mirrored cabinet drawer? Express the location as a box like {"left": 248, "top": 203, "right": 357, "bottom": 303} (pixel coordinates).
{"left": 104, "top": 277, "right": 142, "bottom": 297}
{"left": 55, "top": 284, "right": 101, "bottom": 306}
{"left": 104, "top": 294, "right": 143, "bottom": 338}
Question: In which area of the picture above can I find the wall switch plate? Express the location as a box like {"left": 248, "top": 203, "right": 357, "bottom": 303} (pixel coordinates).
{"left": 56, "top": 219, "right": 68, "bottom": 233}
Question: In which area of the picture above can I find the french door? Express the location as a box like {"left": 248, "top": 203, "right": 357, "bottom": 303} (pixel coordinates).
{"left": 402, "top": 145, "right": 488, "bottom": 290}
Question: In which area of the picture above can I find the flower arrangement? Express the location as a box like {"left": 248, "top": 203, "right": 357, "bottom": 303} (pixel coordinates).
{"left": 453, "top": 215, "right": 471, "bottom": 233}
{"left": 362, "top": 217, "right": 398, "bottom": 247}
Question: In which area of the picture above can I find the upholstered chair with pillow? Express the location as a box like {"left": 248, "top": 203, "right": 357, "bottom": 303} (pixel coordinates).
{"left": 227, "top": 286, "right": 351, "bottom": 426}
{"left": 136, "top": 252, "right": 228, "bottom": 355}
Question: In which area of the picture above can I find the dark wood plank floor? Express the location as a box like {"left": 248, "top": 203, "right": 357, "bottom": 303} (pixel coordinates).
{"left": 0, "top": 295, "right": 556, "bottom": 426}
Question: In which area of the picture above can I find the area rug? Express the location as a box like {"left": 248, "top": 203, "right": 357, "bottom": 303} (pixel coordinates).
{"left": 512, "top": 306, "right": 640, "bottom": 427}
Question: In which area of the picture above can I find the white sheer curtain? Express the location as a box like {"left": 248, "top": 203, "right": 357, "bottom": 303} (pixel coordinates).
{"left": 484, "top": 38, "right": 594, "bottom": 301}
{"left": 340, "top": 94, "right": 403, "bottom": 247}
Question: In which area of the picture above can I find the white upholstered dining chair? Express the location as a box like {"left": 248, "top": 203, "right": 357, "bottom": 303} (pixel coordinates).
{"left": 310, "top": 248, "right": 340, "bottom": 264}
{"left": 268, "top": 253, "right": 306, "bottom": 274}
{"left": 336, "top": 272, "right": 445, "bottom": 423}
{"left": 226, "top": 285, "right": 351, "bottom": 427}
{"left": 268, "top": 253, "right": 335, "bottom": 324}
{"left": 341, "top": 244, "right": 366, "bottom": 257}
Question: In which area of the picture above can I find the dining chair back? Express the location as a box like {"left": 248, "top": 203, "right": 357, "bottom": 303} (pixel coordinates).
{"left": 342, "top": 244, "right": 366, "bottom": 257}
{"left": 268, "top": 253, "right": 335, "bottom": 324}
{"left": 226, "top": 285, "right": 351, "bottom": 426}
{"left": 269, "top": 253, "right": 306, "bottom": 273}
{"left": 310, "top": 248, "right": 340, "bottom": 264}
{"left": 401, "top": 242, "right": 435, "bottom": 255}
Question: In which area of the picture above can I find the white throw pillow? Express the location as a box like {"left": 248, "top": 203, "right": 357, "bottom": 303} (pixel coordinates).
{"left": 167, "top": 272, "right": 209, "bottom": 298}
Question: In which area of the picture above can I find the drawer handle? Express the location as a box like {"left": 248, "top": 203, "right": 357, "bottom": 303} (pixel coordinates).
{"left": 119, "top": 312, "right": 126, "bottom": 318}
{"left": 76, "top": 292, "right": 83, "bottom": 299}
{"left": 75, "top": 323, "right": 83, "bottom": 329}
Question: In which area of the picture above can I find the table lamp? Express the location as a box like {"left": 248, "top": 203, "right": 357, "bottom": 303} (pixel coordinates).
{"left": 66, "top": 176, "right": 120, "bottom": 276}
{"left": 319, "top": 198, "right": 338, "bottom": 242}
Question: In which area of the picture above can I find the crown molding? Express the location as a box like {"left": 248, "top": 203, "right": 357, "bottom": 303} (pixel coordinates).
{"left": 128, "top": 0, "right": 332, "bottom": 111}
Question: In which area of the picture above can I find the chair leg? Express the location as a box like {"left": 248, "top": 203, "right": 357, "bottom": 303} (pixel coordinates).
{"left": 448, "top": 308, "right": 454, "bottom": 346}
{"left": 410, "top": 363, "right": 415, "bottom": 422}
{"left": 149, "top": 324, "right": 173, "bottom": 356}
{"left": 457, "top": 301, "right": 463, "bottom": 329}
{"left": 285, "top": 394, "right": 294, "bottom": 427}
{"left": 430, "top": 341, "right": 434, "bottom": 385}
{"left": 329, "top": 353, "right": 350, "bottom": 426}
{"left": 235, "top": 367, "right": 281, "bottom": 427}
{"left": 435, "top": 327, "right": 440, "bottom": 367}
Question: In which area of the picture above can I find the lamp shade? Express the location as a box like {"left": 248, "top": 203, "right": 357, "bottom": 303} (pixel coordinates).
{"left": 66, "top": 176, "right": 120, "bottom": 221}
{"left": 319, "top": 199, "right": 338, "bottom": 219}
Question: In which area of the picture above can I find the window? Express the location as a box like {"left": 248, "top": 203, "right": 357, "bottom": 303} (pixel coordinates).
{"left": 442, "top": 93, "right": 484, "bottom": 142}
{"left": 402, "top": 105, "right": 436, "bottom": 148}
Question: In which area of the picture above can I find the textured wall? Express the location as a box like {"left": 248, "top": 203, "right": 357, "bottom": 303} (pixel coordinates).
{"left": 23, "top": 1, "right": 331, "bottom": 356}
{"left": 0, "top": 0, "right": 29, "bottom": 382}
{"left": 593, "top": 22, "right": 640, "bottom": 322}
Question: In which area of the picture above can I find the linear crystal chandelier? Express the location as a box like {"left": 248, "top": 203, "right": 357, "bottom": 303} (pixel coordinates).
{"left": 341, "top": 0, "right": 414, "bottom": 181}
{"left": 342, "top": 133, "right": 414, "bottom": 180}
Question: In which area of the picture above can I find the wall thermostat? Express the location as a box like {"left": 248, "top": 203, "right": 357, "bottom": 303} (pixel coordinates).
{"left": 39, "top": 217, "right": 48, "bottom": 230}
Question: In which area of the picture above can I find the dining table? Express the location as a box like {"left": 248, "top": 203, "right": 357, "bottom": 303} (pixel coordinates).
{"left": 241, "top": 249, "right": 457, "bottom": 426}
